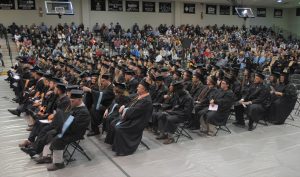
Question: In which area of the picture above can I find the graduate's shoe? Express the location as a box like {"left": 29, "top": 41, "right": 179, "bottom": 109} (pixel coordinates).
{"left": 248, "top": 124, "right": 256, "bottom": 131}
{"left": 20, "top": 147, "right": 37, "bottom": 157}
{"left": 86, "top": 131, "right": 100, "bottom": 137}
{"left": 35, "top": 156, "right": 52, "bottom": 164}
{"left": 26, "top": 127, "right": 33, "bottom": 131}
{"left": 163, "top": 138, "right": 175, "bottom": 145}
{"left": 47, "top": 163, "right": 65, "bottom": 171}
{"left": 18, "top": 140, "right": 32, "bottom": 148}
{"left": 8, "top": 109, "right": 21, "bottom": 117}
{"left": 155, "top": 134, "right": 168, "bottom": 140}
{"left": 232, "top": 121, "right": 245, "bottom": 128}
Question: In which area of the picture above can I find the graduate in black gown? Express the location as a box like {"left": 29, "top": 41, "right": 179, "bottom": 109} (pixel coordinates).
{"left": 104, "top": 82, "right": 131, "bottom": 144}
{"left": 112, "top": 80, "right": 153, "bottom": 156}
{"left": 83, "top": 73, "right": 115, "bottom": 136}
{"left": 200, "top": 78, "right": 235, "bottom": 135}
{"left": 234, "top": 72, "right": 271, "bottom": 131}
{"left": 268, "top": 72, "right": 297, "bottom": 124}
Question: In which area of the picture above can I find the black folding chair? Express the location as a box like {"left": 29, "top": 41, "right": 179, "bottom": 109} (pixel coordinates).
{"left": 140, "top": 140, "right": 150, "bottom": 150}
{"left": 63, "top": 139, "right": 91, "bottom": 165}
{"left": 174, "top": 122, "right": 193, "bottom": 143}
{"left": 214, "top": 112, "right": 232, "bottom": 136}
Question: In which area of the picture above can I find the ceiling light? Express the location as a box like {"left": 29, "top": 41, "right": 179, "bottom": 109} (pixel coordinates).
{"left": 277, "top": 0, "right": 282, "bottom": 3}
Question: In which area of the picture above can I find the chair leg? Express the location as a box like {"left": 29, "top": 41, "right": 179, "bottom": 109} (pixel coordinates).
{"left": 140, "top": 140, "right": 150, "bottom": 150}
{"left": 72, "top": 141, "right": 92, "bottom": 161}
{"left": 181, "top": 128, "right": 193, "bottom": 140}
{"left": 295, "top": 100, "right": 300, "bottom": 115}
{"left": 215, "top": 125, "right": 231, "bottom": 136}
{"left": 288, "top": 114, "right": 295, "bottom": 121}
{"left": 66, "top": 143, "right": 78, "bottom": 165}
{"left": 175, "top": 127, "right": 183, "bottom": 143}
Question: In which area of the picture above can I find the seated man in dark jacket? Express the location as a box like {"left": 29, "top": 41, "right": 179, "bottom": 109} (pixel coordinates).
{"left": 200, "top": 78, "right": 234, "bottom": 135}
{"left": 43, "top": 89, "right": 91, "bottom": 171}
{"left": 156, "top": 81, "right": 194, "bottom": 144}
{"left": 234, "top": 72, "right": 271, "bottom": 131}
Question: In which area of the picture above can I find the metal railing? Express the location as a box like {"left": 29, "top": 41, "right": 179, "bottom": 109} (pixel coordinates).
{"left": 4, "top": 31, "right": 13, "bottom": 67}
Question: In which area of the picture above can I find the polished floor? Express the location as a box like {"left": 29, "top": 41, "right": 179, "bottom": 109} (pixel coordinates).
{"left": 1, "top": 76, "right": 300, "bottom": 177}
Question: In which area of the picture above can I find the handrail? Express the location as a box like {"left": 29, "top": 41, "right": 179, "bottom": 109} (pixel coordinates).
{"left": 4, "top": 31, "right": 13, "bottom": 67}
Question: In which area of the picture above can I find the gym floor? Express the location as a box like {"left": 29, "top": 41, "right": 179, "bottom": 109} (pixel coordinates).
{"left": 1, "top": 76, "right": 300, "bottom": 177}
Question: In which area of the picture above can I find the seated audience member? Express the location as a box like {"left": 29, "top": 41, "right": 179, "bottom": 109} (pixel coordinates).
{"left": 155, "top": 81, "right": 194, "bottom": 144}
{"left": 82, "top": 73, "right": 115, "bottom": 136}
{"left": 41, "top": 89, "right": 91, "bottom": 171}
{"left": 189, "top": 76, "right": 218, "bottom": 130}
{"left": 200, "top": 78, "right": 234, "bottom": 135}
{"left": 104, "top": 82, "right": 131, "bottom": 144}
{"left": 234, "top": 72, "right": 271, "bottom": 131}
{"left": 112, "top": 80, "right": 153, "bottom": 156}
{"left": 268, "top": 72, "right": 297, "bottom": 124}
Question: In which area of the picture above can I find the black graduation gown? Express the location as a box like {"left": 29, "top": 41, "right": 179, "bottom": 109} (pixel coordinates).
{"left": 206, "top": 89, "right": 234, "bottom": 125}
{"left": 160, "top": 91, "right": 194, "bottom": 133}
{"left": 112, "top": 95, "right": 153, "bottom": 155}
{"left": 152, "top": 84, "right": 168, "bottom": 104}
{"left": 104, "top": 95, "right": 131, "bottom": 144}
{"left": 243, "top": 83, "right": 271, "bottom": 122}
{"left": 189, "top": 82, "right": 203, "bottom": 101}
{"left": 50, "top": 105, "right": 91, "bottom": 150}
{"left": 90, "top": 84, "right": 115, "bottom": 132}
{"left": 268, "top": 83, "right": 297, "bottom": 124}
{"left": 183, "top": 80, "right": 193, "bottom": 93}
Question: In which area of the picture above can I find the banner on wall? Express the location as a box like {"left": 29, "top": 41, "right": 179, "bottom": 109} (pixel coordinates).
{"left": 126, "top": 1, "right": 139, "bottom": 12}
{"left": 257, "top": 8, "right": 266, "bottom": 17}
{"left": 274, "top": 9, "right": 283, "bottom": 18}
{"left": 0, "top": 0, "right": 15, "bottom": 10}
{"left": 219, "top": 5, "right": 230, "bottom": 15}
{"left": 206, "top": 5, "right": 216, "bottom": 15}
{"left": 17, "top": 0, "right": 35, "bottom": 10}
{"left": 108, "top": 0, "right": 123, "bottom": 11}
{"left": 184, "top": 3, "right": 195, "bottom": 14}
{"left": 91, "top": 0, "right": 105, "bottom": 11}
{"left": 143, "top": 1, "right": 155, "bottom": 12}
{"left": 159, "top": 2, "right": 171, "bottom": 13}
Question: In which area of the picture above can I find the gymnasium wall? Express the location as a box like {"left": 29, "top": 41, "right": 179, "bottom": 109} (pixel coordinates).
{"left": 0, "top": 0, "right": 298, "bottom": 36}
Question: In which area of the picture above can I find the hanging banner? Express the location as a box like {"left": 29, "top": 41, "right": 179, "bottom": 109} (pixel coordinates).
{"left": 0, "top": 0, "right": 15, "bottom": 10}
{"left": 91, "top": 0, "right": 105, "bottom": 11}
{"left": 159, "top": 2, "right": 171, "bottom": 13}
{"left": 108, "top": 0, "right": 123, "bottom": 11}
{"left": 126, "top": 1, "right": 139, "bottom": 12}
{"left": 206, "top": 5, "right": 216, "bottom": 15}
{"left": 257, "top": 8, "right": 266, "bottom": 17}
{"left": 184, "top": 3, "right": 195, "bottom": 14}
{"left": 274, "top": 9, "right": 283, "bottom": 18}
{"left": 17, "top": 0, "right": 35, "bottom": 10}
{"left": 143, "top": 1, "right": 155, "bottom": 12}
{"left": 220, "top": 5, "right": 230, "bottom": 15}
